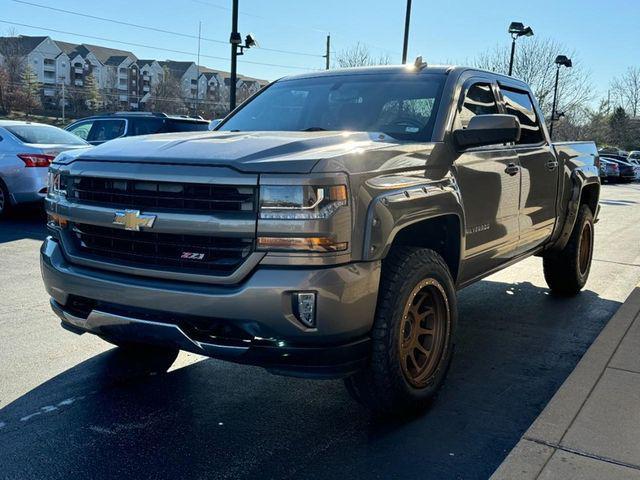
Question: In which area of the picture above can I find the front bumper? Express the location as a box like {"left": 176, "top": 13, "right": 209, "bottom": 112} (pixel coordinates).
{"left": 41, "top": 237, "right": 380, "bottom": 377}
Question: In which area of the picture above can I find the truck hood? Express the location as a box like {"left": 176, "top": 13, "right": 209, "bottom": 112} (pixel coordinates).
{"left": 54, "top": 130, "right": 410, "bottom": 174}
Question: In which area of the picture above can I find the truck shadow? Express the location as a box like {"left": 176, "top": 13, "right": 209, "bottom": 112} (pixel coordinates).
{"left": 0, "top": 205, "right": 47, "bottom": 244}
{"left": 0, "top": 280, "right": 621, "bottom": 480}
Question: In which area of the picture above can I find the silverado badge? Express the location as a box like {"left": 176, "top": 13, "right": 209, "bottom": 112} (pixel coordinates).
{"left": 113, "top": 210, "right": 157, "bottom": 231}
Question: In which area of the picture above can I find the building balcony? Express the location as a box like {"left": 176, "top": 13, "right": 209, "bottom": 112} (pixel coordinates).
{"left": 74, "top": 67, "right": 84, "bottom": 74}
{"left": 43, "top": 64, "right": 56, "bottom": 72}
{"left": 119, "top": 94, "right": 128, "bottom": 102}
{"left": 74, "top": 79, "right": 83, "bottom": 86}
{"left": 143, "top": 85, "right": 150, "bottom": 92}
{"left": 143, "top": 75, "right": 150, "bottom": 81}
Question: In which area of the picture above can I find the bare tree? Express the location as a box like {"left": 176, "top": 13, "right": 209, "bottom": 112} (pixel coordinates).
{"left": 474, "top": 37, "right": 593, "bottom": 120}
{"left": 610, "top": 66, "right": 640, "bottom": 117}
{"left": 335, "top": 43, "right": 391, "bottom": 68}
{"left": 149, "top": 66, "right": 186, "bottom": 114}
{"left": 0, "top": 30, "right": 27, "bottom": 114}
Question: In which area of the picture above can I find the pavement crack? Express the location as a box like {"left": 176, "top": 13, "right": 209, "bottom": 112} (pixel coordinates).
{"left": 523, "top": 437, "right": 640, "bottom": 474}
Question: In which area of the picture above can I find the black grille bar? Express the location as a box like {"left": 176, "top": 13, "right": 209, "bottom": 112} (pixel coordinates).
{"left": 70, "top": 223, "right": 254, "bottom": 276}
{"left": 67, "top": 176, "right": 256, "bottom": 214}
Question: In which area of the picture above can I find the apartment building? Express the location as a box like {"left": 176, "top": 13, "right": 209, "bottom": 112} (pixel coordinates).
{"left": 0, "top": 35, "right": 268, "bottom": 114}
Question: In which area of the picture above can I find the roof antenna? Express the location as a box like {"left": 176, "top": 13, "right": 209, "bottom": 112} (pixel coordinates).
{"left": 413, "top": 56, "right": 428, "bottom": 69}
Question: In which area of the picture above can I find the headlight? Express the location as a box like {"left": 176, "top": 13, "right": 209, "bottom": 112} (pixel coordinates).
{"left": 259, "top": 185, "right": 347, "bottom": 220}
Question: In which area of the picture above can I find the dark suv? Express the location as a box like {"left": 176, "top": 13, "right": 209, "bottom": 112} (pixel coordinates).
{"left": 65, "top": 112, "right": 210, "bottom": 145}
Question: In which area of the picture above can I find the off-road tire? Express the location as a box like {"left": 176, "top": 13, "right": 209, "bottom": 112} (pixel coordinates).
{"left": 345, "top": 247, "right": 457, "bottom": 414}
{"left": 543, "top": 204, "right": 594, "bottom": 296}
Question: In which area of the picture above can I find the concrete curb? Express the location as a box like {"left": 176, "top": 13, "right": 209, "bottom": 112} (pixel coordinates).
{"left": 491, "top": 283, "right": 640, "bottom": 479}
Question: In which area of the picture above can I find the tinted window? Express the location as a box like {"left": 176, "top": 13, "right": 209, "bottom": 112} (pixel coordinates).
{"left": 500, "top": 88, "right": 544, "bottom": 145}
{"left": 220, "top": 73, "right": 446, "bottom": 141}
{"left": 131, "top": 118, "right": 165, "bottom": 135}
{"left": 6, "top": 124, "right": 88, "bottom": 145}
{"left": 165, "top": 120, "right": 209, "bottom": 132}
{"left": 455, "top": 83, "right": 498, "bottom": 129}
{"left": 87, "top": 120, "right": 126, "bottom": 143}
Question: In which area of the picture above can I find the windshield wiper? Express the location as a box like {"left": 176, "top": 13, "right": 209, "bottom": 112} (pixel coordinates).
{"left": 300, "top": 127, "right": 327, "bottom": 132}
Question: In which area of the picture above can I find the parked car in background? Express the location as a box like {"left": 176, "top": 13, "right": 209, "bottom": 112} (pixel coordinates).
{"left": 599, "top": 157, "right": 620, "bottom": 182}
{"left": 628, "top": 151, "right": 640, "bottom": 161}
{"left": 600, "top": 155, "right": 636, "bottom": 182}
{"left": 0, "top": 120, "right": 89, "bottom": 217}
{"left": 208, "top": 119, "right": 223, "bottom": 130}
{"left": 65, "top": 112, "right": 210, "bottom": 145}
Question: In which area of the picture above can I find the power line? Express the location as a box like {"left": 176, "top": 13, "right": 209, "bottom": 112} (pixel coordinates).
{"left": 12, "top": 0, "right": 323, "bottom": 58}
{"left": 0, "top": 20, "right": 317, "bottom": 71}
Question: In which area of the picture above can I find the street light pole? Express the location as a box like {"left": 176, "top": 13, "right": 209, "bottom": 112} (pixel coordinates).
{"left": 508, "top": 36, "right": 516, "bottom": 76}
{"left": 507, "top": 22, "right": 534, "bottom": 76}
{"left": 402, "top": 0, "right": 412, "bottom": 64}
{"left": 549, "top": 55, "right": 572, "bottom": 140}
{"left": 229, "top": 0, "right": 240, "bottom": 112}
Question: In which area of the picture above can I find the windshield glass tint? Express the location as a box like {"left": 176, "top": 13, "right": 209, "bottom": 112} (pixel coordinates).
{"left": 166, "top": 120, "right": 210, "bottom": 132}
{"left": 7, "top": 124, "right": 88, "bottom": 145}
{"left": 220, "top": 73, "right": 445, "bottom": 141}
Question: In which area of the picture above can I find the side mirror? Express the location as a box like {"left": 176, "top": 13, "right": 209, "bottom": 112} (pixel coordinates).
{"left": 453, "top": 114, "right": 521, "bottom": 150}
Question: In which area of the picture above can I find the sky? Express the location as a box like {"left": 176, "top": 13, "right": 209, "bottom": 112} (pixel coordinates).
{"left": 3, "top": 0, "right": 638, "bottom": 99}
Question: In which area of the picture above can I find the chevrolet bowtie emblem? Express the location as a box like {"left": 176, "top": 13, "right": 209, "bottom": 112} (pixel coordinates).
{"left": 113, "top": 210, "right": 156, "bottom": 231}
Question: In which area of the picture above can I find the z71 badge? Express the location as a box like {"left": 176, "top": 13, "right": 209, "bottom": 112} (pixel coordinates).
{"left": 180, "top": 252, "right": 206, "bottom": 260}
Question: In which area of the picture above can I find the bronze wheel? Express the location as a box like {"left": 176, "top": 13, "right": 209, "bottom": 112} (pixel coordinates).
{"left": 578, "top": 221, "right": 593, "bottom": 276}
{"left": 344, "top": 247, "right": 457, "bottom": 413}
{"left": 399, "top": 278, "right": 450, "bottom": 388}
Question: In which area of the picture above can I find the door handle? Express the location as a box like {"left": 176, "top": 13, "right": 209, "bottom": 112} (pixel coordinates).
{"left": 546, "top": 160, "right": 559, "bottom": 170}
{"left": 504, "top": 163, "right": 519, "bottom": 176}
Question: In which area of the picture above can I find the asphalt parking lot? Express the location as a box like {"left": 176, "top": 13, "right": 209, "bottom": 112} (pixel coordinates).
{"left": 1, "top": 183, "right": 640, "bottom": 480}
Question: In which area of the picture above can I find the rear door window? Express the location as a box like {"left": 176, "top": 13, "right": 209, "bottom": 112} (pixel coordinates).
{"left": 131, "top": 118, "right": 165, "bottom": 135}
{"left": 500, "top": 88, "right": 545, "bottom": 145}
{"left": 165, "top": 120, "right": 212, "bottom": 132}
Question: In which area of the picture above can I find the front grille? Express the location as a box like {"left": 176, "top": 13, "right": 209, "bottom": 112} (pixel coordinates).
{"left": 70, "top": 223, "right": 254, "bottom": 276}
{"left": 67, "top": 176, "right": 256, "bottom": 214}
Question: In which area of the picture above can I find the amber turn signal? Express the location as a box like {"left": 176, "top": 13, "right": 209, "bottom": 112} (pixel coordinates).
{"left": 257, "top": 236, "right": 347, "bottom": 252}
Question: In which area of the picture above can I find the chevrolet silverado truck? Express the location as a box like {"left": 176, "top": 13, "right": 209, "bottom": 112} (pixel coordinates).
{"left": 41, "top": 65, "right": 600, "bottom": 413}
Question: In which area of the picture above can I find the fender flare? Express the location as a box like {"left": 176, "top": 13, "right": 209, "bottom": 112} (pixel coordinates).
{"left": 549, "top": 168, "right": 600, "bottom": 253}
{"left": 362, "top": 178, "right": 465, "bottom": 263}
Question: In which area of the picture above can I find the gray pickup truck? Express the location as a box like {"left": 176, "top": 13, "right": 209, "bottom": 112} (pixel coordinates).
{"left": 42, "top": 65, "right": 600, "bottom": 413}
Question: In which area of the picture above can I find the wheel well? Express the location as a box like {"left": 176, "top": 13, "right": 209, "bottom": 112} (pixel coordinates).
{"left": 580, "top": 183, "right": 599, "bottom": 214}
{"left": 388, "top": 215, "right": 461, "bottom": 281}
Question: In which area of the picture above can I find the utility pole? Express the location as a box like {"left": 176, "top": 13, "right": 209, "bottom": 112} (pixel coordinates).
{"left": 229, "top": 0, "right": 240, "bottom": 112}
{"left": 402, "top": 0, "right": 412, "bottom": 64}
{"left": 323, "top": 34, "right": 330, "bottom": 70}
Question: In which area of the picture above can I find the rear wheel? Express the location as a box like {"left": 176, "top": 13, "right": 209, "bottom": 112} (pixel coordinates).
{"left": 0, "top": 180, "right": 10, "bottom": 218}
{"left": 543, "top": 204, "right": 594, "bottom": 296}
{"left": 345, "top": 247, "right": 456, "bottom": 414}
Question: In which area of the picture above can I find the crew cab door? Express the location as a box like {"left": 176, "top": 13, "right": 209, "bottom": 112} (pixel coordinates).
{"left": 498, "top": 86, "right": 558, "bottom": 253}
{"left": 452, "top": 81, "right": 521, "bottom": 282}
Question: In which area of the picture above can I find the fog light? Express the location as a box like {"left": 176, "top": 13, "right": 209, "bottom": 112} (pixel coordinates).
{"left": 294, "top": 292, "right": 316, "bottom": 328}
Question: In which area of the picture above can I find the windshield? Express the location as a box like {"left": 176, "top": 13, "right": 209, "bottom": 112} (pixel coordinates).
{"left": 6, "top": 124, "right": 88, "bottom": 145}
{"left": 220, "top": 72, "right": 445, "bottom": 141}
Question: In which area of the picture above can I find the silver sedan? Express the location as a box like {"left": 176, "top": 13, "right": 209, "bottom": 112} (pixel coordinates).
{"left": 0, "top": 120, "right": 89, "bottom": 216}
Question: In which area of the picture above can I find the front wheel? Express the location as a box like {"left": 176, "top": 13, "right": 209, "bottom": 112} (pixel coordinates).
{"left": 345, "top": 247, "right": 457, "bottom": 414}
{"left": 543, "top": 204, "right": 594, "bottom": 296}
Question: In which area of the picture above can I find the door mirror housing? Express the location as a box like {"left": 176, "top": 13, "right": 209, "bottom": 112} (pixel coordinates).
{"left": 453, "top": 114, "right": 521, "bottom": 150}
